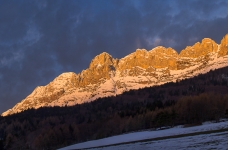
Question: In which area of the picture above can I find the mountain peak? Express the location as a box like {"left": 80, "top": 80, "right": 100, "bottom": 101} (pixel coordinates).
{"left": 135, "top": 48, "right": 148, "bottom": 53}
{"left": 89, "top": 52, "right": 116, "bottom": 69}
{"left": 224, "top": 33, "right": 228, "bottom": 40}
{"left": 180, "top": 38, "right": 218, "bottom": 58}
{"left": 218, "top": 34, "right": 228, "bottom": 57}
{"left": 150, "top": 46, "right": 178, "bottom": 56}
{"left": 2, "top": 33, "right": 228, "bottom": 116}
{"left": 97, "top": 52, "right": 112, "bottom": 58}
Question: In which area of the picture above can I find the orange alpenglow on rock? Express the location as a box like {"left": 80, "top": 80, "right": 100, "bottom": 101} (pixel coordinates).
{"left": 2, "top": 33, "right": 228, "bottom": 116}
{"left": 118, "top": 47, "right": 178, "bottom": 71}
{"left": 179, "top": 38, "right": 218, "bottom": 58}
{"left": 77, "top": 52, "right": 118, "bottom": 87}
{"left": 218, "top": 34, "right": 228, "bottom": 57}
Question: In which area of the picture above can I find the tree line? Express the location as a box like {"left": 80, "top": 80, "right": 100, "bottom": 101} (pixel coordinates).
{"left": 0, "top": 66, "right": 228, "bottom": 149}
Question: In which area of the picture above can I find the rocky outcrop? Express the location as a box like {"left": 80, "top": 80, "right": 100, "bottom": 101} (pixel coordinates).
{"left": 1, "top": 72, "right": 78, "bottom": 116}
{"left": 180, "top": 38, "right": 218, "bottom": 58}
{"left": 118, "top": 47, "right": 178, "bottom": 76}
{"left": 218, "top": 34, "right": 228, "bottom": 57}
{"left": 2, "top": 33, "right": 228, "bottom": 116}
{"left": 150, "top": 47, "right": 178, "bottom": 70}
{"left": 76, "top": 52, "right": 118, "bottom": 87}
{"left": 177, "top": 38, "right": 218, "bottom": 70}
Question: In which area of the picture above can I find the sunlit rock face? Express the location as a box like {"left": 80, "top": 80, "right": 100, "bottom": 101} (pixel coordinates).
{"left": 179, "top": 38, "right": 218, "bottom": 58}
{"left": 1, "top": 72, "right": 78, "bottom": 116}
{"left": 2, "top": 34, "right": 228, "bottom": 116}
{"left": 218, "top": 34, "right": 228, "bottom": 57}
{"left": 177, "top": 38, "right": 219, "bottom": 70}
{"left": 75, "top": 52, "right": 118, "bottom": 87}
{"left": 118, "top": 47, "right": 178, "bottom": 76}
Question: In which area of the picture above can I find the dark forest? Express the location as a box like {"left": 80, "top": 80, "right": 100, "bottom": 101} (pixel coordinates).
{"left": 0, "top": 67, "right": 228, "bottom": 150}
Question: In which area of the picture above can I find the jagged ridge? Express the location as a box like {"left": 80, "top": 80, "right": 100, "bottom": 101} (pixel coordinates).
{"left": 2, "top": 34, "right": 228, "bottom": 116}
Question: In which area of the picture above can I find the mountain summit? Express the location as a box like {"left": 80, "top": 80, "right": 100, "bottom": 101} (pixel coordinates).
{"left": 2, "top": 34, "right": 228, "bottom": 116}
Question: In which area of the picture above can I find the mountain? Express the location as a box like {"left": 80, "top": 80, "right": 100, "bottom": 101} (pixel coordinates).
{"left": 2, "top": 34, "right": 228, "bottom": 116}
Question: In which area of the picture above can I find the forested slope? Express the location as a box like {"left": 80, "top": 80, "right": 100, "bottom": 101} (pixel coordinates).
{"left": 0, "top": 66, "right": 228, "bottom": 149}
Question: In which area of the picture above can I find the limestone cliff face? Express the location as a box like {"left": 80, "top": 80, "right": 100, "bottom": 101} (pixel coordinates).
{"left": 149, "top": 47, "right": 178, "bottom": 70}
{"left": 177, "top": 38, "right": 218, "bottom": 70}
{"left": 180, "top": 38, "right": 218, "bottom": 58}
{"left": 28, "top": 72, "right": 78, "bottom": 101}
{"left": 1, "top": 72, "right": 78, "bottom": 116}
{"left": 218, "top": 34, "right": 228, "bottom": 57}
{"left": 118, "top": 47, "right": 178, "bottom": 76}
{"left": 76, "top": 52, "right": 118, "bottom": 87}
{"left": 2, "top": 33, "right": 228, "bottom": 116}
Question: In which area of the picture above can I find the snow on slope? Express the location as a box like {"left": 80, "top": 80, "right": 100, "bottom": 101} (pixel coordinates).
{"left": 3, "top": 53, "right": 228, "bottom": 116}
{"left": 3, "top": 34, "right": 228, "bottom": 116}
{"left": 53, "top": 54, "right": 228, "bottom": 108}
{"left": 58, "top": 120, "right": 228, "bottom": 150}
{"left": 93, "top": 131, "right": 228, "bottom": 150}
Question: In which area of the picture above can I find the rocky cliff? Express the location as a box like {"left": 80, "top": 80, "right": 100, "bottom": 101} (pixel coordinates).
{"left": 179, "top": 38, "right": 218, "bottom": 58}
{"left": 218, "top": 34, "right": 228, "bottom": 57}
{"left": 2, "top": 34, "right": 228, "bottom": 116}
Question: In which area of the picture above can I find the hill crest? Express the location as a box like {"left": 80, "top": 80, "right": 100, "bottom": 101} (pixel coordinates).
{"left": 2, "top": 34, "right": 228, "bottom": 116}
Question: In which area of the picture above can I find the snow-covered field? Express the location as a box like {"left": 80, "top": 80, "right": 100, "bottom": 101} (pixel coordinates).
{"left": 59, "top": 120, "right": 228, "bottom": 150}
{"left": 93, "top": 131, "right": 228, "bottom": 150}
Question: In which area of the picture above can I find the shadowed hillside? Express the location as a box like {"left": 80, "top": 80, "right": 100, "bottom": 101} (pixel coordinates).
{"left": 0, "top": 66, "right": 228, "bottom": 149}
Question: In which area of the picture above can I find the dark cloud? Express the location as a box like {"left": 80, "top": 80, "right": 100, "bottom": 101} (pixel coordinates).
{"left": 0, "top": 0, "right": 228, "bottom": 113}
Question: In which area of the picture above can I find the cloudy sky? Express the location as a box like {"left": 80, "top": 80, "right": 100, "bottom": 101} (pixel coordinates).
{"left": 0, "top": 0, "right": 228, "bottom": 113}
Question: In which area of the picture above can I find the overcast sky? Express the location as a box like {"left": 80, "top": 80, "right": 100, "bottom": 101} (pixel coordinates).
{"left": 0, "top": 0, "right": 228, "bottom": 113}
